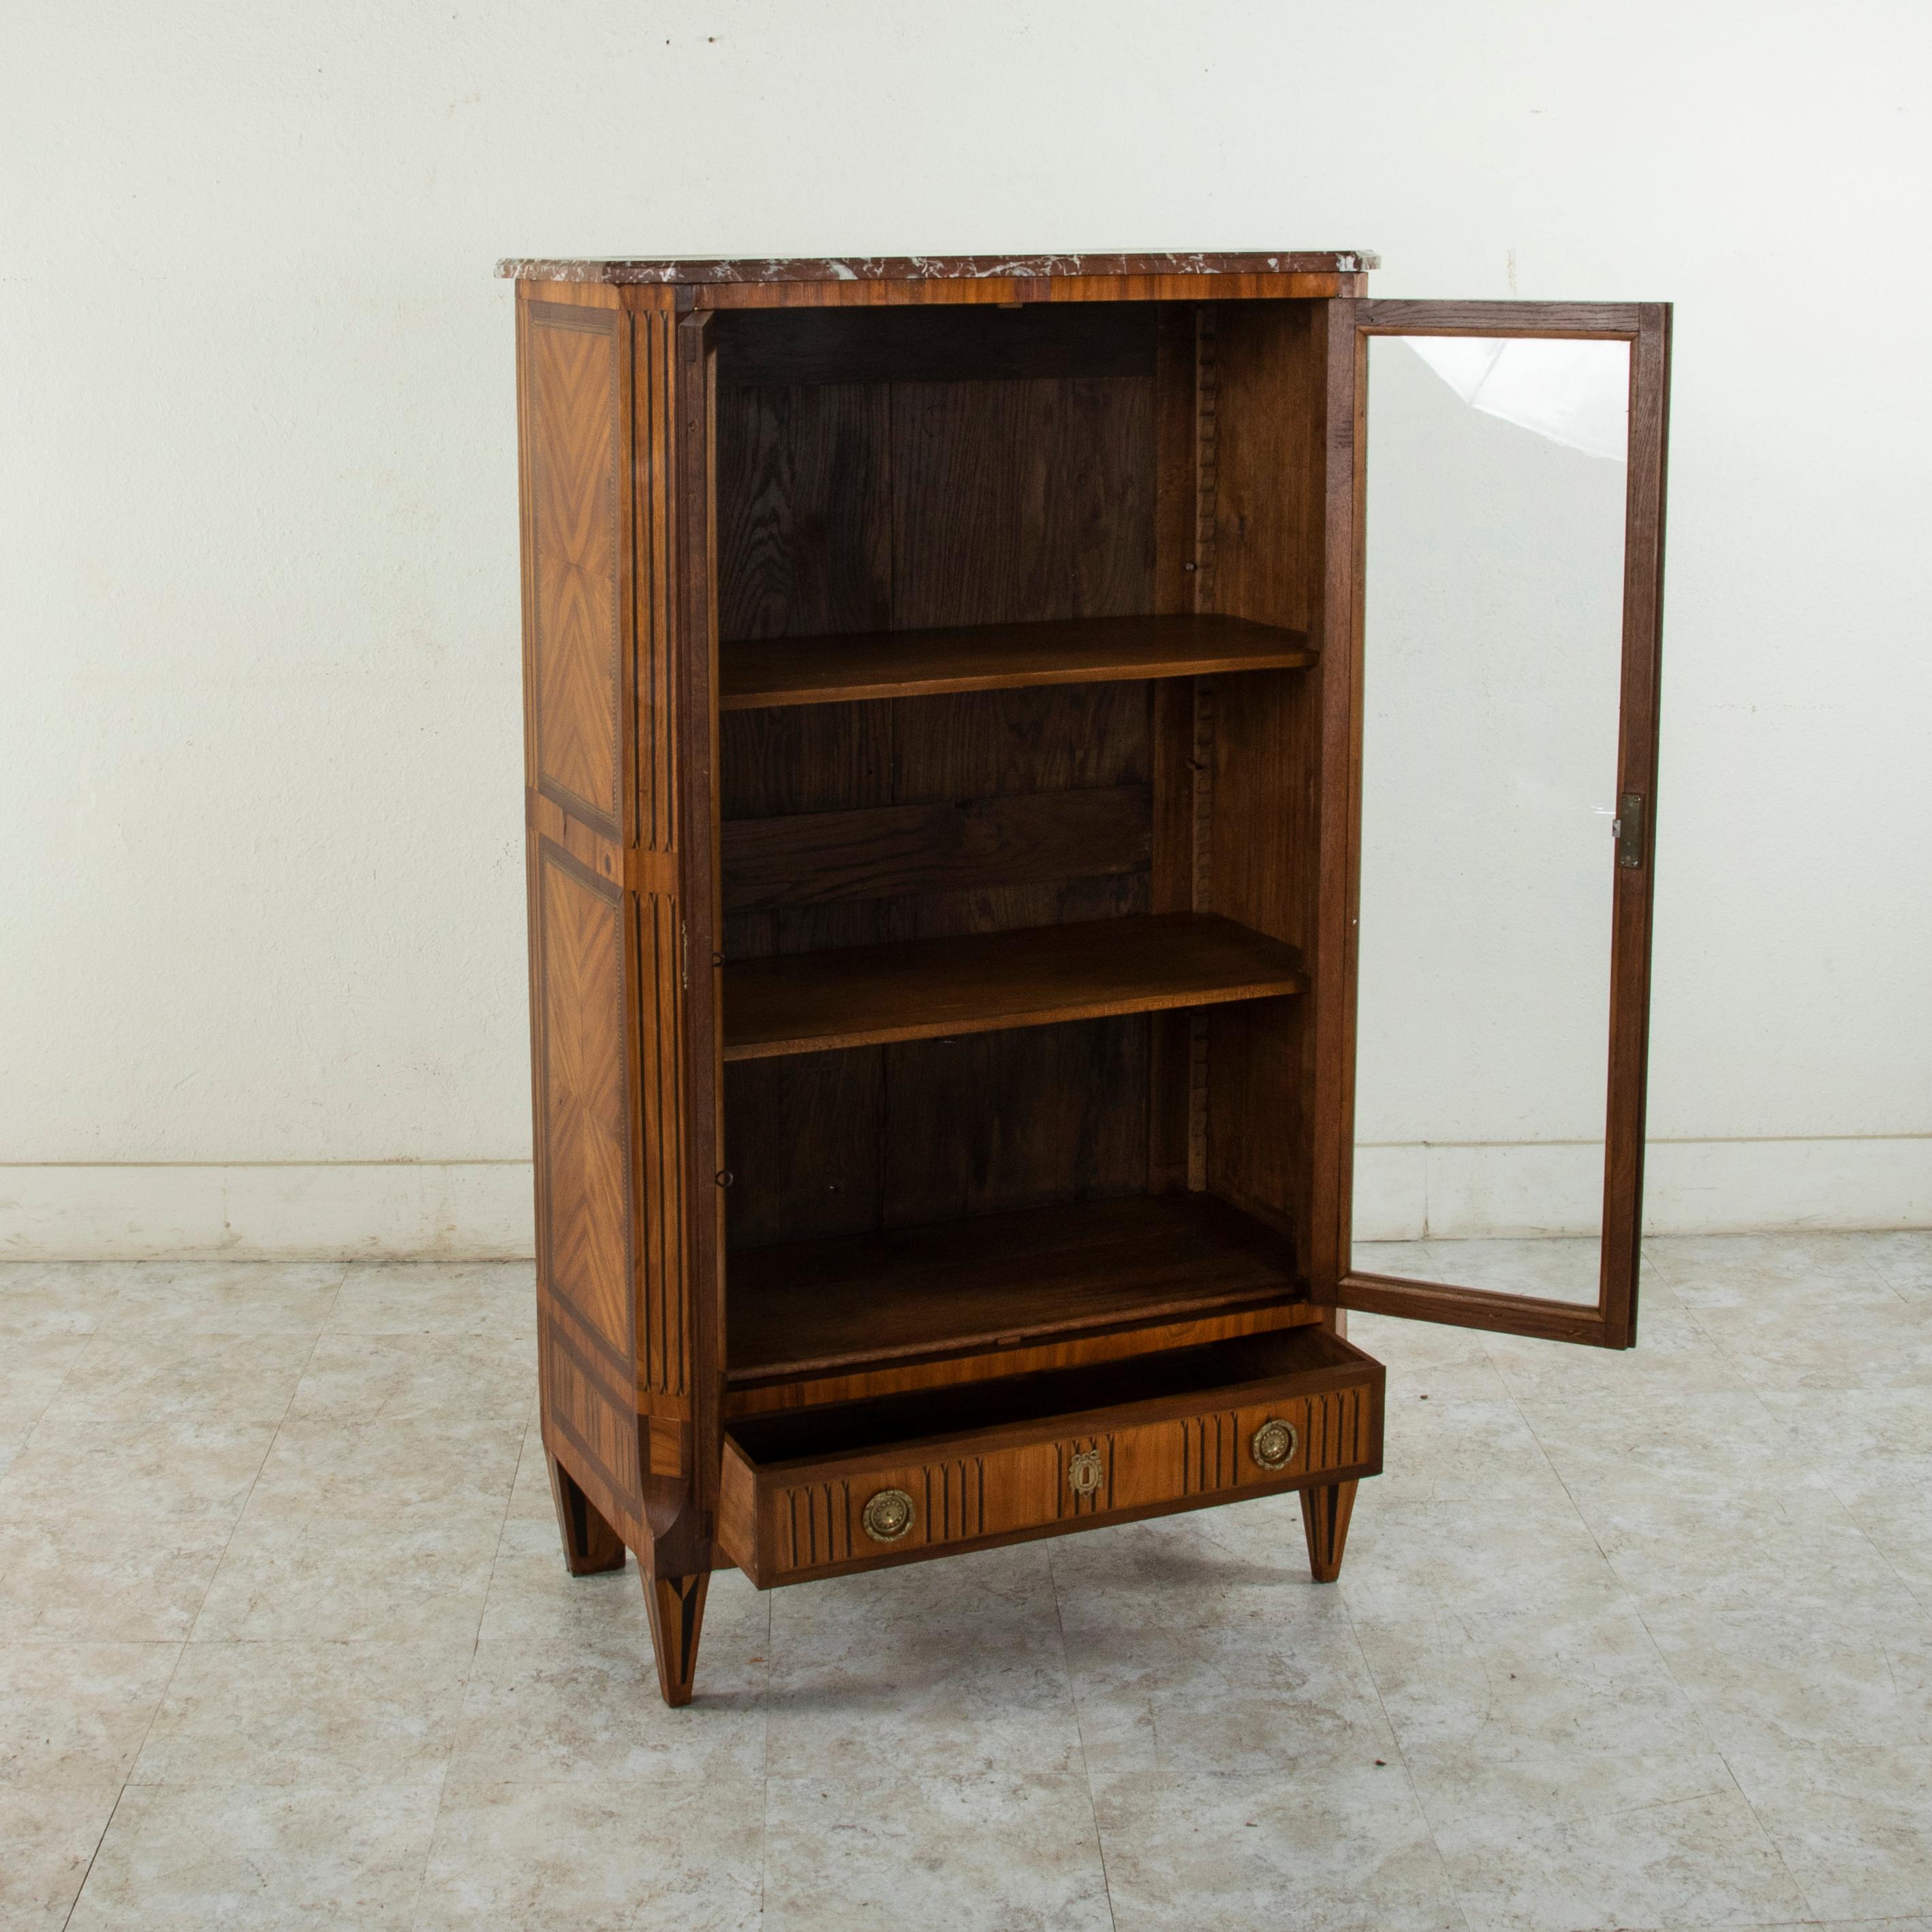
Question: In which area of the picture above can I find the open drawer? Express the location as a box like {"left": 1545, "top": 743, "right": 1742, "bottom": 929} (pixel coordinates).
{"left": 717, "top": 1325, "right": 1384, "bottom": 1587}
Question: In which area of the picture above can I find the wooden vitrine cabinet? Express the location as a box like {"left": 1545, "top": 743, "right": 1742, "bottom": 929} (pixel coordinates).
{"left": 501, "top": 251, "right": 1671, "bottom": 1704}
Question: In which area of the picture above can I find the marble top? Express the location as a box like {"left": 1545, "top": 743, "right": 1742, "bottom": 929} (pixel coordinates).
{"left": 495, "top": 250, "right": 1378, "bottom": 285}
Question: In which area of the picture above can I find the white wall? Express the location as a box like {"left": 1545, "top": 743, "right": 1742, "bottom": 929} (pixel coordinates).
{"left": 3, "top": 0, "right": 1928, "bottom": 1257}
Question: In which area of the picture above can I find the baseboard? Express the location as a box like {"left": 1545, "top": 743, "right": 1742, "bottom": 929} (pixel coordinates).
{"left": 1353, "top": 1137, "right": 1932, "bottom": 1241}
{"left": 0, "top": 1163, "right": 535, "bottom": 1261}
{"left": 1, "top": 1141, "right": 1926, "bottom": 1260}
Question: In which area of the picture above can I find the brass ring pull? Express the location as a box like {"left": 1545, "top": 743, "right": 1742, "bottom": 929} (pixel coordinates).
{"left": 860, "top": 1488, "right": 915, "bottom": 1542}
{"left": 1250, "top": 1418, "right": 1298, "bottom": 1472}
{"left": 1067, "top": 1449, "right": 1104, "bottom": 1497}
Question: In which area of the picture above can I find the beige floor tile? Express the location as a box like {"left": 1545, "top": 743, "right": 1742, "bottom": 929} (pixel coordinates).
{"left": 1863, "top": 1229, "right": 1932, "bottom": 1300}
{"left": 0, "top": 1642, "right": 179, "bottom": 1786}
{"left": 1354, "top": 1593, "right": 1711, "bottom": 1762}
{"left": 503, "top": 1422, "right": 557, "bottom": 1521}
{"left": 450, "top": 1578, "right": 766, "bottom": 1784}
{"left": 1724, "top": 1741, "right": 1932, "bottom": 1920}
{"left": 1693, "top": 1299, "right": 1932, "bottom": 1390}
{"left": 249, "top": 1334, "right": 529, "bottom": 1517}
{"left": 0, "top": 1419, "right": 281, "bottom": 1525}
{"left": 473, "top": 1520, "right": 764, "bottom": 1659}
{"left": 1828, "top": 1457, "right": 1932, "bottom": 1607}
{"left": 0, "top": 1332, "right": 90, "bottom": 1420}
{"left": 1334, "top": 1494, "right": 1625, "bottom": 1623}
{"left": 0, "top": 1777, "right": 122, "bottom": 1932}
{"left": 132, "top": 1638, "right": 469, "bottom": 1787}
{"left": 1055, "top": 1492, "right": 1327, "bottom": 1590}
{"left": 0, "top": 1334, "right": 314, "bottom": 1524}
{"left": 65, "top": 1778, "right": 440, "bottom": 1931}
{"left": 1516, "top": 1389, "right": 1804, "bottom": 1503}
{"left": 191, "top": 1505, "right": 503, "bottom": 1643}
{"left": 1642, "top": 1599, "right": 1932, "bottom": 1752}
{"left": 1407, "top": 1746, "right": 1809, "bottom": 1932}
{"left": 1482, "top": 1285, "right": 1751, "bottom": 1399}
{"left": 1723, "top": 1921, "right": 1932, "bottom": 1932}
{"left": 1048, "top": 1502, "right": 1360, "bottom": 1621}
{"left": 93, "top": 1262, "right": 347, "bottom": 1335}
{"left": 0, "top": 1339, "right": 80, "bottom": 1489}
{"left": 1093, "top": 1760, "right": 1463, "bottom": 1932}
{"left": 418, "top": 1778, "right": 764, "bottom": 1931}
{"left": 1574, "top": 1486, "right": 1921, "bottom": 1623}
{"left": 1073, "top": 1645, "right": 1395, "bottom": 1797}
{"left": 764, "top": 1545, "right": 1083, "bottom": 1783}
{"left": 1065, "top": 1619, "right": 1395, "bottom": 1792}
{"left": 11, "top": 1241, "right": 1932, "bottom": 1925}
{"left": 1048, "top": 1513, "right": 1395, "bottom": 1787}
{"left": 476, "top": 1514, "right": 643, "bottom": 1647}
{"left": 1724, "top": 1922, "right": 1932, "bottom": 1932}
{"left": 1344, "top": 1290, "right": 1507, "bottom": 1399}
{"left": 0, "top": 1512, "right": 234, "bottom": 1642}
{"left": 326, "top": 1261, "right": 536, "bottom": 1337}
{"left": 0, "top": 1264, "right": 119, "bottom": 1339}
{"left": 36, "top": 1333, "right": 317, "bottom": 1427}
{"left": 1345, "top": 1309, "right": 1518, "bottom": 1401}
{"left": 248, "top": 1413, "right": 526, "bottom": 1519}
{"left": 1643, "top": 1231, "right": 1903, "bottom": 1310}
{"left": 765, "top": 1769, "right": 1111, "bottom": 1932}
{"left": 1760, "top": 1385, "right": 1932, "bottom": 1462}
{"left": 275, "top": 1332, "right": 533, "bottom": 1424}
{"left": 1375, "top": 1396, "right": 1575, "bottom": 1505}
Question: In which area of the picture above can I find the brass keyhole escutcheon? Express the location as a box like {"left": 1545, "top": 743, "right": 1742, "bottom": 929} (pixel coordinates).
{"left": 860, "top": 1488, "right": 914, "bottom": 1542}
{"left": 1250, "top": 1418, "right": 1298, "bottom": 1472}
{"left": 1068, "top": 1449, "right": 1104, "bottom": 1497}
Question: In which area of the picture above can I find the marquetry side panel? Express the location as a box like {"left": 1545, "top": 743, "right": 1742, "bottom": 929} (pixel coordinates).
{"left": 536, "top": 845, "right": 635, "bottom": 1382}
{"left": 541, "top": 1307, "right": 642, "bottom": 1516}
{"left": 528, "top": 302, "right": 626, "bottom": 837}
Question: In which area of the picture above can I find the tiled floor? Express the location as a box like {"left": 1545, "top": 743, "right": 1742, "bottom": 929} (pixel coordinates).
{"left": 2, "top": 1235, "right": 1931, "bottom": 1931}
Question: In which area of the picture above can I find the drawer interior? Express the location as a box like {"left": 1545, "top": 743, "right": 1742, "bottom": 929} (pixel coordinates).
{"left": 726, "top": 1322, "right": 1376, "bottom": 1470}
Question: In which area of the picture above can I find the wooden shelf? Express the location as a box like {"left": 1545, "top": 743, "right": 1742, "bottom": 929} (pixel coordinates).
{"left": 727, "top": 1193, "right": 1307, "bottom": 1386}
{"left": 722, "top": 912, "right": 1307, "bottom": 1062}
{"left": 719, "top": 613, "right": 1315, "bottom": 711}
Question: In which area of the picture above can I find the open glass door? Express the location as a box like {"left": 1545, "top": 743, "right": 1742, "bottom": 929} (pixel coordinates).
{"left": 1337, "top": 301, "right": 1670, "bottom": 1347}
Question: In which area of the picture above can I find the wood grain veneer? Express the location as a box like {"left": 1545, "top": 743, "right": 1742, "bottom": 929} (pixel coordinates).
{"left": 721, "top": 912, "right": 1307, "bottom": 1061}
{"left": 719, "top": 613, "right": 1313, "bottom": 708}
{"left": 719, "top": 1325, "right": 1383, "bottom": 1587}
{"left": 726, "top": 1192, "right": 1305, "bottom": 1384}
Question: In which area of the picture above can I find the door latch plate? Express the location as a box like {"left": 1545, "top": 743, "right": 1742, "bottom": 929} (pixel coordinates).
{"left": 1612, "top": 792, "right": 1646, "bottom": 869}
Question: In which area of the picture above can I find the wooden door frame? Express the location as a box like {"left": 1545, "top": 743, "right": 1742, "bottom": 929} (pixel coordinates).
{"left": 1315, "top": 298, "right": 1672, "bottom": 1349}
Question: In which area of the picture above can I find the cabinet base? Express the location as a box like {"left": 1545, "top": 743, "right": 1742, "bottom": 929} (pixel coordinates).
{"left": 1299, "top": 1478, "right": 1358, "bottom": 1583}
{"left": 547, "top": 1453, "right": 626, "bottom": 1576}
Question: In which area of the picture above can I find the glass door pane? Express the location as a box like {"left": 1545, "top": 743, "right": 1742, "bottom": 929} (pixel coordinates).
{"left": 1343, "top": 307, "right": 1665, "bottom": 1343}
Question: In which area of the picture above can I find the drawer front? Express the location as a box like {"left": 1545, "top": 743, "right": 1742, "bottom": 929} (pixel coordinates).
{"left": 736, "top": 1377, "right": 1377, "bottom": 1586}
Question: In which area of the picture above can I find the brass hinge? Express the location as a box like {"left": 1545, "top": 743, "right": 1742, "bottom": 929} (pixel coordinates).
{"left": 1612, "top": 792, "right": 1647, "bottom": 869}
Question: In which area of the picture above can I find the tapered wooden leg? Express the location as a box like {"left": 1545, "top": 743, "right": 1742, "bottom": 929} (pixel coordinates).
{"left": 642, "top": 1567, "right": 709, "bottom": 1707}
{"left": 547, "top": 1452, "right": 627, "bottom": 1576}
{"left": 1300, "top": 1478, "right": 1358, "bottom": 1583}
